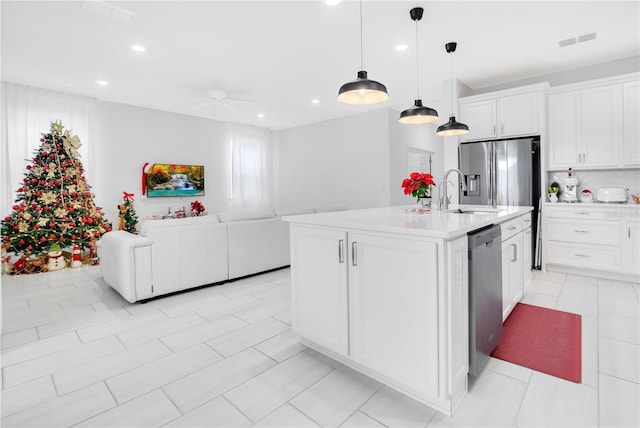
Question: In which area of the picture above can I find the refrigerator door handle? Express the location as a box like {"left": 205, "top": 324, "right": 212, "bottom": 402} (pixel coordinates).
{"left": 490, "top": 142, "right": 496, "bottom": 207}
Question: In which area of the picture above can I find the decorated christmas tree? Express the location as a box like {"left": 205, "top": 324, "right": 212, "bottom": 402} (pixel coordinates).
{"left": 118, "top": 192, "right": 139, "bottom": 234}
{"left": 1, "top": 121, "right": 112, "bottom": 271}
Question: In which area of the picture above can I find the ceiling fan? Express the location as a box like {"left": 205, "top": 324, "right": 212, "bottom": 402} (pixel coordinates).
{"left": 196, "top": 88, "right": 254, "bottom": 112}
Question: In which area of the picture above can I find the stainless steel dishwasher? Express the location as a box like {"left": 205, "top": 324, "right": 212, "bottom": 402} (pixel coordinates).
{"left": 468, "top": 224, "right": 503, "bottom": 376}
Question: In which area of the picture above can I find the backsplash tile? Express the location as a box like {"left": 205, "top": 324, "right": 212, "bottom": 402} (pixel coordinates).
{"left": 546, "top": 169, "right": 640, "bottom": 201}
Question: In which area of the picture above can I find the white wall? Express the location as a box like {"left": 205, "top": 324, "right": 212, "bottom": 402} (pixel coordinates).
{"left": 92, "top": 101, "right": 235, "bottom": 224}
{"left": 273, "top": 109, "right": 392, "bottom": 213}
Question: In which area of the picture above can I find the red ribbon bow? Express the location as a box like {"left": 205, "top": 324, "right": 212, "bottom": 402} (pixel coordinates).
{"left": 123, "top": 191, "right": 135, "bottom": 202}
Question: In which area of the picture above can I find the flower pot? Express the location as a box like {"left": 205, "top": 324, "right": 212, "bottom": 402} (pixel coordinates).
{"left": 418, "top": 197, "right": 432, "bottom": 209}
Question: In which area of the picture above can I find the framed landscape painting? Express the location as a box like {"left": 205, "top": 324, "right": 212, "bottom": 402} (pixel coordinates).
{"left": 146, "top": 164, "right": 205, "bottom": 197}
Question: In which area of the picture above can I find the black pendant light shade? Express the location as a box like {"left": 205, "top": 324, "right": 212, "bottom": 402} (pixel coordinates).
{"left": 436, "top": 115, "right": 470, "bottom": 136}
{"left": 399, "top": 100, "right": 438, "bottom": 124}
{"left": 338, "top": 0, "right": 388, "bottom": 105}
{"left": 436, "top": 42, "right": 470, "bottom": 136}
{"left": 399, "top": 7, "right": 438, "bottom": 124}
{"left": 338, "top": 70, "right": 389, "bottom": 105}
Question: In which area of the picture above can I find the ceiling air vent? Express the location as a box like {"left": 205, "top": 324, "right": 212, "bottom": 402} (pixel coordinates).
{"left": 558, "top": 32, "right": 597, "bottom": 48}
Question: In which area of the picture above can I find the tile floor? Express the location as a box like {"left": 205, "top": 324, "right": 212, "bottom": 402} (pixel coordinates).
{"left": 1, "top": 266, "right": 638, "bottom": 427}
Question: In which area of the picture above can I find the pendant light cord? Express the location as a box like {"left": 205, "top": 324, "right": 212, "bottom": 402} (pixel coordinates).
{"left": 449, "top": 51, "right": 454, "bottom": 116}
{"left": 415, "top": 19, "right": 420, "bottom": 98}
{"left": 359, "top": 0, "right": 364, "bottom": 71}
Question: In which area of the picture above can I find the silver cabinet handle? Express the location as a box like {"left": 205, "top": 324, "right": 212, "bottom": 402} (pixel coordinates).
{"left": 574, "top": 230, "right": 589, "bottom": 233}
{"left": 508, "top": 226, "right": 517, "bottom": 231}
{"left": 575, "top": 254, "right": 589, "bottom": 258}
{"left": 501, "top": 123, "right": 504, "bottom": 134}
{"left": 352, "top": 241, "right": 358, "bottom": 266}
{"left": 338, "top": 239, "right": 344, "bottom": 263}
{"left": 511, "top": 243, "right": 517, "bottom": 262}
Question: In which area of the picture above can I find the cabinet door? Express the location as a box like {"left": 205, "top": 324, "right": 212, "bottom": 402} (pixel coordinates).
{"left": 499, "top": 92, "right": 539, "bottom": 137}
{"left": 623, "top": 81, "right": 640, "bottom": 167}
{"left": 548, "top": 92, "right": 581, "bottom": 168}
{"left": 623, "top": 220, "right": 640, "bottom": 276}
{"left": 349, "top": 232, "right": 440, "bottom": 399}
{"left": 290, "top": 226, "right": 349, "bottom": 355}
{"left": 460, "top": 99, "right": 497, "bottom": 141}
{"left": 501, "top": 233, "right": 522, "bottom": 320}
{"left": 522, "top": 227, "right": 532, "bottom": 288}
{"left": 581, "top": 85, "right": 622, "bottom": 167}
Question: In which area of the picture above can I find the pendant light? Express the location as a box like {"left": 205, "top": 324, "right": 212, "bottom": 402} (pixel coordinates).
{"left": 338, "top": 0, "right": 388, "bottom": 105}
{"left": 399, "top": 7, "right": 438, "bottom": 124}
{"left": 436, "top": 42, "right": 470, "bottom": 136}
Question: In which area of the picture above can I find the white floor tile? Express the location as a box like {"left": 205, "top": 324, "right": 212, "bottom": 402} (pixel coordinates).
{"left": 360, "top": 386, "right": 436, "bottom": 427}
{"left": 339, "top": 411, "right": 385, "bottom": 428}
{"left": 599, "top": 336, "right": 640, "bottom": 383}
{"left": 0, "top": 382, "right": 116, "bottom": 427}
{"left": 163, "top": 347, "right": 276, "bottom": 413}
{"left": 0, "top": 376, "right": 57, "bottom": 417}
{"left": 599, "top": 294, "right": 640, "bottom": 319}
{"left": 206, "top": 317, "right": 290, "bottom": 357}
{"left": 234, "top": 298, "right": 291, "bottom": 323}
{"left": 161, "top": 315, "right": 248, "bottom": 352}
{"left": 526, "top": 278, "right": 563, "bottom": 297}
{"left": 599, "top": 373, "right": 640, "bottom": 428}
{"left": 254, "top": 330, "right": 305, "bottom": 362}
{"left": 53, "top": 340, "right": 173, "bottom": 395}
{"left": 432, "top": 369, "right": 527, "bottom": 427}
{"left": 515, "top": 371, "right": 598, "bottom": 427}
{"left": 563, "top": 279, "right": 598, "bottom": 298}
{"left": 224, "top": 349, "right": 338, "bottom": 422}
{"left": 3, "top": 336, "right": 124, "bottom": 388}
{"left": 116, "top": 312, "right": 206, "bottom": 347}
{"left": 599, "top": 311, "right": 640, "bottom": 344}
{"left": 484, "top": 357, "right": 532, "bottom": 383}
{"left": 76, "top": 310, "right": 167, "bottom": 342}
{"left": 75, "top": 389, "right": 181, "bottom": 427}
{"left": 581, "top": 314, "right": 598, "bottom": 346}
{"left": 520, "top": 290, "right": 558, "bottom": 309}
{"left": 599, "top": 278, "right": 639, "bottom": 300}
{"left": 164, "top": 396, "right": 252, "bottom": 428}
{"left": 0, "top": 328, "right": 41, "bottom": 352}
{"left": 194, "top": 294, "right": 264, "bottom": 321}
{"left": 582, "top": 342, "right": 598, "bottom": 388}
{"left": 556, "top": 293, "right": 598, "bottom": 318}
{"left": 290, "top": 365, "right": 382, "bottom": 427}
{"left": 36, "top": 309, "right": 129, "bottom": 338}
{"left": 106, "top": 343, "right": 222, "bottom": 404}
{"left": 253, "top": 403, "right": 320, "bottom": 427}
{"left": 531, "top": 270, "right": 566, "bottom": 283}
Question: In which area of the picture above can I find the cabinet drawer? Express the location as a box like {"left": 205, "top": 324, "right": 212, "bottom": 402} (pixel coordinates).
{"left": 547, "top": 241, "right": 620, "bottom": 272}
{"left": 546, "top": 207, "right": 619, "bottom": 219}
{"left": 547, "top": 219, "right": 620, "bottom": 245}
{"left": 501, "top": 217, "right": 522, "bottom": 240}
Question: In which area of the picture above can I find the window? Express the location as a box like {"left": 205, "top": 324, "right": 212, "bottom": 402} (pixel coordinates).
{"left": 229, "top": 124, "right": 272, "bottom": 210}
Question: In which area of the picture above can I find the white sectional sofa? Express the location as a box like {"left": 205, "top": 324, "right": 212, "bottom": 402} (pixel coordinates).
{"left": 98, "top": 210, "right": 293, "bottom": 303}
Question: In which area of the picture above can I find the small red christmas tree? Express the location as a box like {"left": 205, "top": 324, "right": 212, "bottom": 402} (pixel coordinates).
{"left": 1, "top": 121, "right": 112, "bottom": 266}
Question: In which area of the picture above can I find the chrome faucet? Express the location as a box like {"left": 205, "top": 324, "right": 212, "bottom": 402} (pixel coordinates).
{"left": 440, "top": 168, "right": 467, "bottom": 211}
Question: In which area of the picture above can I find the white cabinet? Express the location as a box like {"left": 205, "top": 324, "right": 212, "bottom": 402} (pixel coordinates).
{"left": 547, "top": 73, "right": 638, "bottom": 169}
{"left": 290, "top": 225, "right": 349, "bottom": 355}
{"left": 622, "top": 215, "right": 640, "bottom": 276}
{"left": 623, "top": 81, "right": 640, "bottom": 167}
{"left": 542, "top": 205, "right": 640, "bottom": 280}
{"left": 522, "top": 216, "right": 533, "bottom": 289}
{"left": 349, "top": 232, "right": 440, "bottom": 398}
{"left": 289, "top": 224, "right": 468, "bottom": 414}
{"left": 459, "top": 84, "right": 547, "bottom": 142}
{"left": 500, "top": 216, "right": 524, "bottom": 320}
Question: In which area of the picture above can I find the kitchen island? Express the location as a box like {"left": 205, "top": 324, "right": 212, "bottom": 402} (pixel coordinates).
{"left": 283, "top": 204, "right": 532, "bottom": 415}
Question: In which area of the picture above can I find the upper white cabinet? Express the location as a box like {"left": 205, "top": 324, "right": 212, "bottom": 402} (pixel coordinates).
{"left": 623, "top": 80, "right": 640, "bottom": 167}
{"left": 459, "top": 84, "right": 548, "bottom": 142}
{"left": 547, "top": 73, "right": 639, "bottom": 169}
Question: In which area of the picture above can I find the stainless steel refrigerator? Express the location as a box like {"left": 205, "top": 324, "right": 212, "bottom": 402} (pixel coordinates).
{"left": 459, "top": 137, "right": 541, "bottom": 268}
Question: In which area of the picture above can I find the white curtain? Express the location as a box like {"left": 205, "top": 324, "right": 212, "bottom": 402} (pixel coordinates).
{"left": 1, "top": 83, "right": 94, "bottom": 217}
{"left": 229, "top": 123, "right": 273, "bottom": 211}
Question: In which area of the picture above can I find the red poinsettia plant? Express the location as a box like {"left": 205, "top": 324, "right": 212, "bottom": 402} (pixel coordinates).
{"left": 190, "top": 200, "right": 206, "bottom": 216}
{"left": 402, "top": 172, "right": 436, "bottom": 200}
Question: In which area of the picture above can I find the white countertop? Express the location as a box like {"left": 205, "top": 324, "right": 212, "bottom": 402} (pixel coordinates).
{"left": 283, "top": 204, "right": 533, "bottom": 240}
{"left": 544, "top": 201, "right": 640, "bottom": 210}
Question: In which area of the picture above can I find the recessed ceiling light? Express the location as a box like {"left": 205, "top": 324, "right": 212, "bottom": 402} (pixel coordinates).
{"left": 325, "top": 0, "right": 340, "bottom": 5}
{"left": 312, "top": 99, "right": 320, "bottom": 104}
{"left": 257, "top": 113, "right": 265, "bottom": 118}
{"left": 130, "top": 44, "right": 146, "bottom": 52}
{"left": 96, "top": 80, "right": 109, "bottom": 86}
{"left": 395, "top": 44, "right": 408, "bottom": 51}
